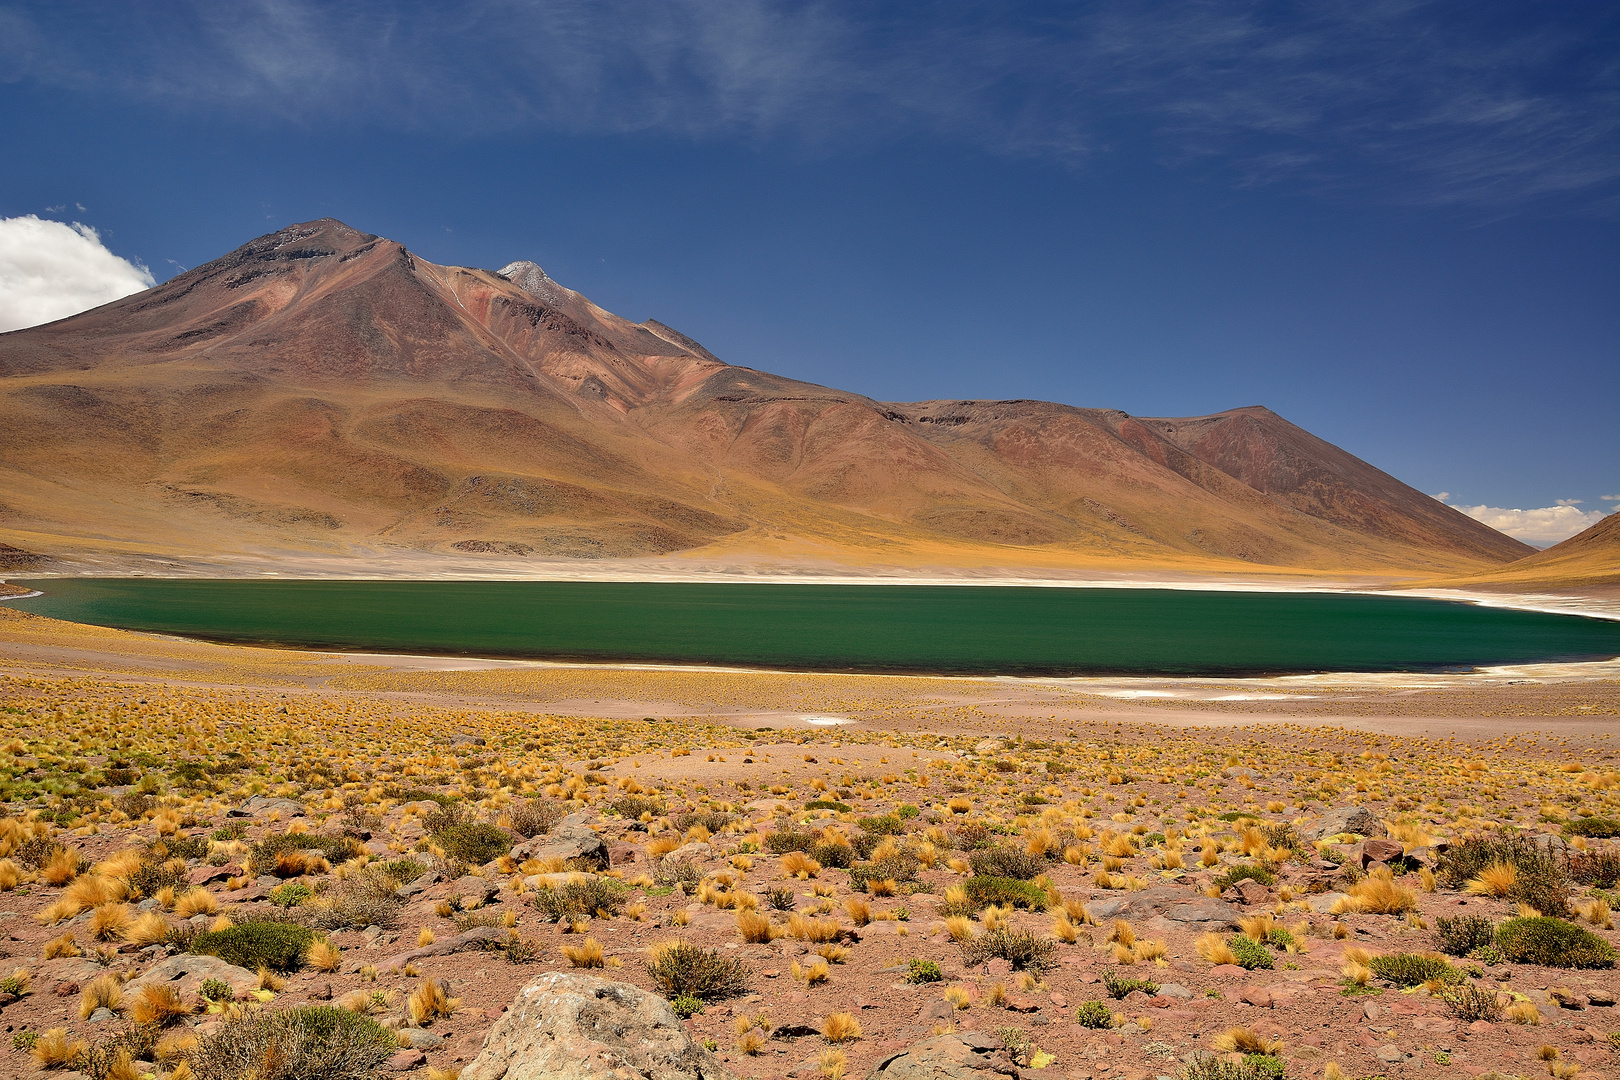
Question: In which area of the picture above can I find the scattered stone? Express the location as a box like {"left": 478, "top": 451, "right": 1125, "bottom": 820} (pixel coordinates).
{"left": 511, "top": 825, "right": 610, "bottom": 870}
{"left": 387, "top": 1049, "right": 427, "bottom": 1072}
{"left": 380, "top": 924, "right": 508, "bottom": 971}
{"left": 399, "top": 1028, "right": 445, "bottom": 1049}
{"left": 226, "top": 795, "right": 305, "bottom": 818}
{"left": 396, "top": 870, "right": 443, "bottom": 898}
{"left": 125, "top": 953, "right": 262, "bottom": 998}
{"left": 1376, "top": 1045, "right": 1408, "bottom": 1064}
{"left": 461, "top": 972, "right": 737, "bottom": 1080}
{"left": 1233, "top": 880, "right": 1272, "bottom": 906}
{"left": 1359, "top": 838, "right": 1406, "bottom": 869}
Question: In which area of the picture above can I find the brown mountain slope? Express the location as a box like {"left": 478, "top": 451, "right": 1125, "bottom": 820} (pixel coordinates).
{"left": 0, "top": 218, "right": 1532, "bottom": 576}
{"left": 1422, "top": 512, "right": 1618, "bottom": 590}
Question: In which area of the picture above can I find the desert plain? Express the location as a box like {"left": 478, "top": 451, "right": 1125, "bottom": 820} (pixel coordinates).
{"left": 0, "top": 592, "right": 1615, "bottom": 1080}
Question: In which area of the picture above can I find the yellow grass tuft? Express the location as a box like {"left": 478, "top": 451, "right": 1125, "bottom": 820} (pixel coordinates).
{"left": 131, "top": 983, "right": 191, "bottom": 1027}
{"left": 1214, "top": 1027, "right": 1282, "bottom": 1055}
{"left": 1196, "top": 932, "right": 1238, "bottom": 966}
{"left": 1465, "top": 861, "right": 1517, "bottom": 898}
{"left": 737, "top": 910, "right": 775, "bottom": 943}
{"left": 407, "top": 978, "right": 461, "bottom": 1024}
{"left": 563, "top": 937, "right": 605, "bottom": 968}
{"left": 823, "top": 1012, "right": 862, "bottom": 1043}
{"left": 79, "top": 973, "right": 123, "bottom": 1019}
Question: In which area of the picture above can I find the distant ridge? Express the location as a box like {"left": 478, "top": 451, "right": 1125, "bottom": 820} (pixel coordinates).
{"left": 0, "top": 218, "right": 1533, "bottom": 576}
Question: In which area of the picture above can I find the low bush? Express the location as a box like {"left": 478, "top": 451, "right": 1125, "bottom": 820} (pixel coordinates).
{"left": 1102, "top": 971, "right": 1158, "bottom": 999}
{"left": 961, "top": 876, "right": 1049, "bottom": 911}
{"left": 1495, "top": 916, "right": 1616, "bottom": 969}
{"left": 199, "top": 978, "right": 233, "bottom": 1003}
{"left": 764, "top": 886, "right": 796, "bottom": 912}
{"left": 246, "top": 834, "right": 363, "bottom": 876}
{"left": 810, "top": 842, "right": 855, "bottom": 870}
{"left": 804, "top": 799, "right": 851, "bottom": 813}
{"left": 1440, "top": 983, "right": 1503, "bottom": 1022}
{"left": 432, "top": 822, "right": 513, "bottom": 866}
{"left": 1368, "top": 952, "right": 1460, "bottom": 987}
{"left": 1074, "top": 1001, "right": 1113, "bottom": 1028}
{"left": 669, "top": 993, "right": 704, "bottom": 1019}
{"left": 300, "top": 868, "right": 402, "bottom": 931}
{"left": 952, "top": 823, "right": 994, "bottom": 850}
{"left": 765, "top": 831, "right": 815, "bottom": 854}
{"left": 1214, "top": 864, "right": 1276, "bottom": 890}
{"left": 187, "top": 1005, "right": 396, "bottom": 1080}
{"left": 1567, "top": 850, "right": 1620, "bottom": 888}
{"left": 190, "top": 922, "right": 315, "bottom": 972}
{"left": 959, "top": 928, "right": 1056, "bottom": 973}
{"left": 1435, "top": 914, "right": 1496, "bottom": 956}
{"left": 1563, "top": 817, "right": 1620, "bottom": 839}
{"left": 1227, "top": 935, "right": 1273, "bottom": 971}
{"left": 1179, "top": 1053, "right": 1279, "bottom": 1080}
{"left": 1439, "top": 831, "right": 1570, "bottom": 917}
{"left": 850, "top": 854, "right": 921, "bottom": 892}
{"left": 645, "top": 941, "right": 751, "bottom": 1001}
{"left": 968, "top": 847, "right": 1045, "bottom": 881}
{"left": 533, "top": 878, "right": 628, "bottom": 922}
{"left": 610, "top": 795, "right": 666, "bottom": 820}
{"left": 373, "top": 858, "right": 427, "bottom": 883}
{"left": 507, "top": 799, "right": 567, "bottom": 838}
{"left": 672, "top": 811, "right": 733, "bottom": 835}
{"left": 906, "top": 958, "right": 943, "bottom": 984}
{"left": 858, "top": 814, "right": 906, "bottom": 837}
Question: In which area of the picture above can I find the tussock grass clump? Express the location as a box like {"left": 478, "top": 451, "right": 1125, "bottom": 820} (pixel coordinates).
{"left": 191, "top": 921, "right": 315, "bottom": 973}
{"left": 645, "top": 940, "right": 751, "bottom": 1002}
{"left": 959, "top": 927, "right": 1057, "bottom": 973}
{"left": 672, "top": 811, "right": 734, "bottom": 835}
{"left": 968, "top": 847, "right": 1045, "bottom": 881}
{"left": 187, "top": 1005, "right": 397, "bottom": 1080}
{"left": 1179, "top": 1053, "right": 1281, "bottom": 1080}
{"left": 1495, "top": 916, "right": 1616, "bottom": 969}
{"left": 532, "top": 877, "right": 628, "bottom": 922}
{"left": 1435, "top": 914, "right": 1496, "bottom": 956}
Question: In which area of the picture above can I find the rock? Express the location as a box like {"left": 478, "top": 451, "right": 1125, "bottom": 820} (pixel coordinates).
{"left": 54, "top": 981, "right": 80, "bottom": 996}
{"left": 511, "top": 825, "right": 610, "bottom": 870}
{"left": 89, "top": 1006, "right": 119, "bottom": 1022}
{"left": 461, "top": 972, "right": 736, "bottom": 1080}
{"left": 387, "top": 1049, "right": 427, "bottom": 1072}
{"left": 380, "top": 924, "right": 508, "bottom": 972}
{"left": 1375, "top": 1046, "right": 1408, "bottom": 1064}
{"left": 1085, "top": 888, "right": 1241, "bottom": 930}
{"left": 226, "top": 795, "right": 305, "bottom": 818}
{"left": 126, "top": 954, "right": 261, "bottom": 997}
{"left": 189, "top": 863, "right": 239, "bottom": 886}
{"left": 1238, "top": 987, "right": 1272, "bottom": 1008}
{"left": 450, "top": 733, "right": 486, "bottom": 746}
{"left": 399, "top": 1028, "right": 445, "bottom": 1048}
{"left": 1005, "top": 998, "right": 1039, "bottom": 1013}
{"left": 1156, "top": 984, "right": 1193, "bottom": 999}
{"left": 1303, "top": 806, "right": 1384, "bottom": 840}
{"left": 396, "top": 870, "right": 443, "bottom": 898}
{"left": 1221, "top": 768, "right": 1261, "bottom": 779}
{"left": 974, "top": 739, "right": 1007, "bottom": 754}
{"left": 1359, "top": 838, "right": 1406, "bottom": 869}
{"left": 1412, "top": 1017, "right": 1456, "bottom": 1033}
{"left": 1233, "top": 880, "right": 1271, "bottom": 906}
{"left": 1587, "top": 988, "right": 1615, "bottom": 1006}
{"left": 919, "top": 999, "right": 955, "bottom": 1022}
{"left": 865, "top": 1031, "right": 1021, "bottom": 1080}
{"left": 667, "top": 842, "right": 713, "bottom": 862}
{"left": 608, "top": 843, "right": 640, "bottom": 865}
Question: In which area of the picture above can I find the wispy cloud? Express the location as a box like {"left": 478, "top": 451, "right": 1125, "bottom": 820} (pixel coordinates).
{"left": 0, "top": 215, "right": 153, "bottom": 332}
{"left": 1437, "top": 496, "right": 1611, "bottom": 548}
{"left": 2, "top": 0, "right": 1614, "bottom": 214}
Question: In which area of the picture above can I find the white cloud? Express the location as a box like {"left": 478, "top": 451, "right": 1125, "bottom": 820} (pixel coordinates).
{"left": 0, "top": 215, "right": 155, "bottom": 332}
{"left": 1445, "top": 500, "right": 1610, "bottom": 548}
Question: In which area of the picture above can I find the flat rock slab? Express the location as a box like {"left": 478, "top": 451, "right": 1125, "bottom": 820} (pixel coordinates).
{"left": 511, "top": 825, "right": 609, "bottom": 870}
{"left": 1303, "top": 806, "right": 1384, "bottom": 840}
{"left": 226, "top": 795, "right": 305, "bottom": 818}
{"left": 462, "top": 971, "right": 736, "bottom": 1080}
{"left": 1087, "top": 888, "right": 1242, "bottom": 930}
{"left": 867, "top": 1031, "right": 1021, "bottom": 1080}
{"left": 126, "top": 954, "right": 261, "bottom": 996}
{"left": 380, "top": 924, "right": 508, "bottom": 971}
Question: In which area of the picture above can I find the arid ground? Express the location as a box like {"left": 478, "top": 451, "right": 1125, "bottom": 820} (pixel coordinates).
{"left": 0, "top": 603, "right": 1616, "bottom": 1080}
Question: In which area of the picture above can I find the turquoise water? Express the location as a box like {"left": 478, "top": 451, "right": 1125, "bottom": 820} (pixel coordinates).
{"left": 6, "top": 578, "right": 1617, "bottom": 676}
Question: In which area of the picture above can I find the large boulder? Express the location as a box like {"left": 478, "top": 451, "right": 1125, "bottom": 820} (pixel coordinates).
{"left": 511, "top": 825, "right": 609, "bottom": 870}
{"left": 1084, "top": 887, "right": 1242, "bottom": 930}
{"left": 125, "top": 954, "right": 261, "bottom": 997}
{"left": 866, "top": 1032, "right": 1020, "bottom": 1080}
{"left": 462, "top": 972, "right": 736, "bottom": 1080}
{"left": 1303, "top": 806, "right": 1384, "bottom": 841}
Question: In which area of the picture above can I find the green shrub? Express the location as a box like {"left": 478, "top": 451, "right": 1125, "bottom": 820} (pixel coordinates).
{"left": 127, "top": 858, "right": 188, "bottom": 900}
{"left": 1563, "top": 817, "right": 1620, "bottom": 839}
{"left": 190, "top": 921, "right": 315, "bottom": 972}
{"left": 968, "top": 847, "right": 1045, "bottom": 881}
{"left": 959, "top": 928, "right": 1056, "bottom": 973}
{"left": 269, "top": 881, "right": 313, "bottom": 909}
{"left": 906, "top": 959, "right": 943, "bottom": 984}
{"left": 1495, "top": 916, "right": 1616, "bottom": 969}
{"left": 1180, "top": 1053, "right": 1279, "bottom": 1080}
{"left": 188, "top": 1005, "right": 396, "bottom": 1080}
{"left": 532, "top": 878, "right": 628, "bottom": 921}
{"left": 859, "top": 814, "right": 906, "bottom": 836}
{"left": 669, "top": 993, "right": 705, "bottom": 1019}
{"left": 507, "top": 799, "right": 567, "bottom": 838}
{"left": 153, "top": 834, "right": 209, "bottom": 862}
{"left": 1368, "top": 952, "right": 1460, "bottom": 987}
{"left": 645, "top": 942, "right": 751, "bottom": 1001}
{"left": 804, "top": 799, "right": 851, "bottom": 813}
{"left": 1074, "top": 1001, "right": 1113, "bottom": 1028}
{"left": 1439, "top": 831, "right": 1570, "bottom": 917}
{"left": 961, "top": 876, "right": 1049, "bottom": 911}
{"left": 199, "top": 978, "right": 233, "bottom": 1003}
{"left": 432, "top": 822, "right": 513, "bottom": 865}
{"left": 672, "top": 811, "right": 733, "bottom": 834}
{"left": 1435, "top": 914, "right": 1496, "bottom": 956}
{"left": 0, "top": 971, "right": 29, "bottom": 996}
{"left": 1213, "top": 864, "right": 1276, "bottom": 890}
{"left": 1242, "top": 1054, "right": 1285, "bottom": 1080}
{"left": 1439, "top": 983, "right": 1502, "bottom": 1022}
{"left": 1227, "top": 935, "right": 1274, "bottom": 970}
{"left": 810, "top": 842, "right": 855, "bottom": 869}
{"left": 1102, "top": 971, "right": 1158, "bottom": 999}
{"left": 849, "top": 854, "right": 921, "bottom": 891}
{"left": 765, "top": 831, "right": 815, "bottom": 854}
{"left": 374, "top": 858, "right": 427, "bottom": 883}
{"left": 246, "top": 833, "right": 363, "bottom": 875}
{"left": 1264, "top": 927, "right": 1294, "bottom": 950}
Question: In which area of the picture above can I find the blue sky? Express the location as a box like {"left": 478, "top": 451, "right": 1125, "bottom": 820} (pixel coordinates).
{"left": 1, "top": 1, "right": 1615, "bottom": 542}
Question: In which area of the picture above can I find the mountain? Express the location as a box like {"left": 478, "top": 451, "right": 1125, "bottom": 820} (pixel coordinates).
{"left": 1423, "top": 512, "right": 1618, "bottom": 591}
{"left": 0, "top": 218, "right": 1533, "bottom": 577}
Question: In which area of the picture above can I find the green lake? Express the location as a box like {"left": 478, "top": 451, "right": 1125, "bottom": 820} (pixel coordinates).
{"left": 5, "top": 578, "right": 1618, "bottom": 676}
